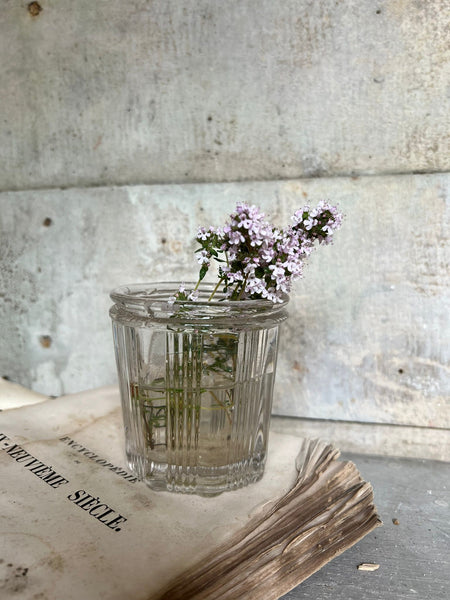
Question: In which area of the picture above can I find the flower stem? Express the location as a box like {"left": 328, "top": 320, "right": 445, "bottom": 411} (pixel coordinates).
{"left": 237, "top": 275, "right": 248, "bottom": 300}
{"left": 208, "top": 276, "right": 224, "bottom": 301}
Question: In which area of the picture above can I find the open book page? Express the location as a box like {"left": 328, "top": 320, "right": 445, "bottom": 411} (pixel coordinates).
{"left": 0, "top": 377, "right": 50, "bottom": 409}
{"left": 0, "top": 384, "right": 305, "bottom": 600}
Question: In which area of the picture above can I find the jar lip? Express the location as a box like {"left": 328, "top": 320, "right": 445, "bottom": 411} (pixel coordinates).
{"left": 110, "top": 281, "right": 289, "bottom": 318}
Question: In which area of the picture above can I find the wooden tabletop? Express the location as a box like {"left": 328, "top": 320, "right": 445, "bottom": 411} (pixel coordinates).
{"left": 281, "top": 452, "right": 450, "bottom": 600}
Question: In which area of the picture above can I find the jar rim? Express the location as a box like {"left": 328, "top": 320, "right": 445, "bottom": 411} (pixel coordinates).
{"left": 111, "top": 282, "right": 288, "bottom": 306}
{"left": 110, "top": 282, "right": 289, "bottom": 323}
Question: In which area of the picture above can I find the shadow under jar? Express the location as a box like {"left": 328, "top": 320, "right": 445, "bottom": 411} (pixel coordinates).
{"left": 110, "top": 283, "right": 288, "bottom": 496}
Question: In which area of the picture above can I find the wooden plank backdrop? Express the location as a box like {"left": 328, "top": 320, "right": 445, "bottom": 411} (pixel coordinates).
{"left": 0, "top": 1, "right": 448, "bottom": 191}
{"left": 1, "top": 175, "right": 448, "bottom": 429}
{"left": 0, "top": 1, "right": 448, "bottom": 435}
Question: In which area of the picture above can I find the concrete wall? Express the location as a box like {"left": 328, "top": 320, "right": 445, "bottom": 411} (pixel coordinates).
{"left": 1, "top": 1, "right": 449, "bottom": 429}
{"left": 1, "top": 0, "right": 449, "bottom": 189}
{"left": 1, "top": 175, "right": 448, "bottom": 428}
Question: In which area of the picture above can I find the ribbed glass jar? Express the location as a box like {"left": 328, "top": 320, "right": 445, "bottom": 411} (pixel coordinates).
{"left": 110, "top": 283, "right": 288, "bottom": 496}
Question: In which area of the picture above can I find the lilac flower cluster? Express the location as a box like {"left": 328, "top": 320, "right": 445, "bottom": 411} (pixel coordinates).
{"left": 174, "top": 201, "right": 342, "bottom": 304}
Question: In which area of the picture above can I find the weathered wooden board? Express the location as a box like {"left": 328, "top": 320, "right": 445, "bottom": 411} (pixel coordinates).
{"left": 0, "top": 174, "right": 448, "bottom": 427}
{"left": 271, "top": 416, "right": 450, "bottom": 463}
{"left": 0, "top": 0, "right": 449, "bottom": 191}
{"left": 281, "top": 452, "right": 450, "bottom": 600}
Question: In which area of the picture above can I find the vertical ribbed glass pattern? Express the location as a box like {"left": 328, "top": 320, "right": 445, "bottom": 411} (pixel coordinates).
{"left": 110, "top": 283, "right": 288, "bottom": 495}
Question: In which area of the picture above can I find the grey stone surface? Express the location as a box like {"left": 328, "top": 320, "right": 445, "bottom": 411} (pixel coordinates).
{"left": 1, "top": 174, "right": 449, "bottom": 428}
{"left": 271, "top": 416, "right": 450, "bottom": 463}
{"left": 0, "top": 1, "right": 449, "bottom": 191}
{"left": 281, "top": 453, "right": 450, "bottom": 600}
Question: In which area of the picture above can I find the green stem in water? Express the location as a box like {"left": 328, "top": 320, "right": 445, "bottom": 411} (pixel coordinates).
{"left": 210, "top": 389, "right": 233, "bottom": 425}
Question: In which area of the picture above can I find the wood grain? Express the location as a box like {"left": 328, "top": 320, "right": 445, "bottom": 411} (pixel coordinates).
{"left": 1, "top": 1, "right": 449, "bottom": 191}
{"left": 1, "top": 175, "right": 448, "bottom": 428}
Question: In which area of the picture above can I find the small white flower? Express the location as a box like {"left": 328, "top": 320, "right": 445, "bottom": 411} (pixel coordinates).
{"left": 197, "top": 249, "right": 210, "bottom": 265}
{"left": 197, "top": 227, "right": 210, "bottom": 241}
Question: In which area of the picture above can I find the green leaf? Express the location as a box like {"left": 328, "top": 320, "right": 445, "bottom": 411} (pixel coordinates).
{"left": 199, "top": 265, "right": 208, "bottom": 281}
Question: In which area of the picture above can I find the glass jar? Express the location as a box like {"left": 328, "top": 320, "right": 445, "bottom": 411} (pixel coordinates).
{"left": 110, "top": 283, "right": 288, "bottom": 496}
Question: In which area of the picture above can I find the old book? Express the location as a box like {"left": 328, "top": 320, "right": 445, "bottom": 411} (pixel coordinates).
{"left": 0, "top": 383, "right": 380, "bottom": 600}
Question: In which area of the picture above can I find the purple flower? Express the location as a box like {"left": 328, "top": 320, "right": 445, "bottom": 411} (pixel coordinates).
{"left": 191, "top": 200, "right": 343, "bottom": 302}
{"left": 304, "top": 217, "right": 317, "bottom": 230}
